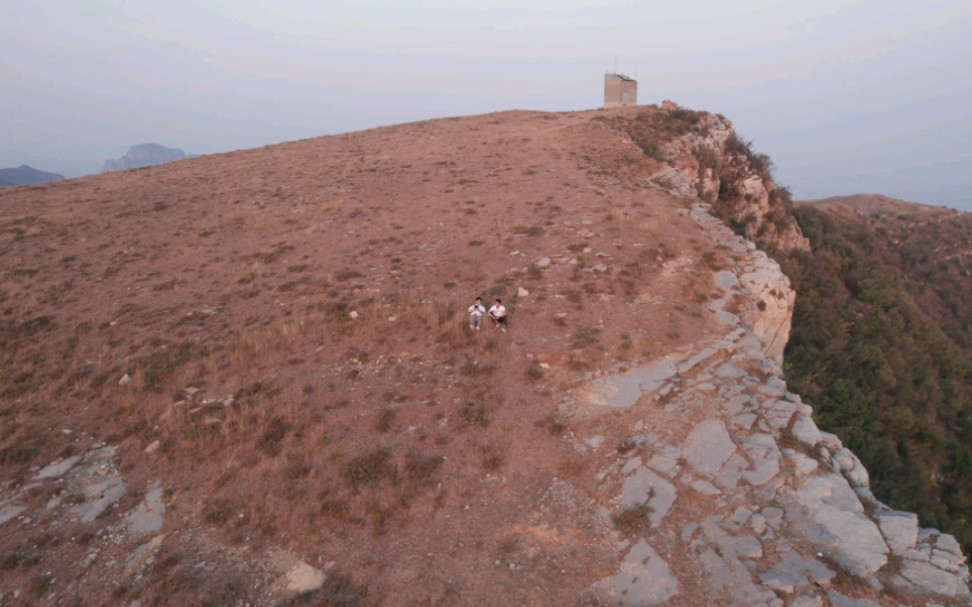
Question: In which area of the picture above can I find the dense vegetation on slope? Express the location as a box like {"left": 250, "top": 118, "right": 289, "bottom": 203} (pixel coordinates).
{"left": 780, "top": 199, "right": 972, "bottom": 552}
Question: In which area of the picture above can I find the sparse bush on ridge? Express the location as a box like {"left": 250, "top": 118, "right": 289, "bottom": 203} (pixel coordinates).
{"left": 723, "top": 132, "right": 774, "bottom": 181}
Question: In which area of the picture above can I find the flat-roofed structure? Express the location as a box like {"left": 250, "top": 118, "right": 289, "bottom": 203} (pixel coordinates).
{"left": 604, "top": 73, "right": 637, "bottom": 107}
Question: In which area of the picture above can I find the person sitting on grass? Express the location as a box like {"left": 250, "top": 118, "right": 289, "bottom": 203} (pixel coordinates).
{"left": 488, "top": 299, "right": 508, "bottom": 332}
{"left": 468, "top": 296, "right": 486, "bottom": 330}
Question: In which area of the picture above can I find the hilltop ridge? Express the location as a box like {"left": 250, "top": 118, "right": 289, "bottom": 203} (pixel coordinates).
{"left": 1, "top": 107, "right": 969, "bottom": 605}
{"left": 797, "top": 193, "right": 959, "bottom": 217}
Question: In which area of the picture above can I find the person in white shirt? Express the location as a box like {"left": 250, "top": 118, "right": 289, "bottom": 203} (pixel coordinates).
{"left": 467, "top": 297, "right": 486, "bottom": 330}
{"left": 488, "top": 299, "right": 507, "bottom": 332}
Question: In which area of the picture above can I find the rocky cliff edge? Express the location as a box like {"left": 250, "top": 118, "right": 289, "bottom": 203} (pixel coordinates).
{"left": 571, "top": 194, "right": 972, "bottom": 605}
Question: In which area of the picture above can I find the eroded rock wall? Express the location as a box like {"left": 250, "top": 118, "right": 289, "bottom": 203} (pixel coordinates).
{"left": 648, "top": 161, "right": 796, "bottom": 364}
{"left": 657, "top": 105, "right": 810, "bottom": 254}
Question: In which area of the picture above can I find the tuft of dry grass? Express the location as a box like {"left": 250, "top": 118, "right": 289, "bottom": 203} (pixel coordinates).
{"left": 460, "top": 359, "right": 496, "bottom": 378}
{"left": 611, "top": 502, "right": 654, "bottom": 534}
{"left": 534, "top": 415, "right": 566, "bottom": 436}
{"left": 341, "top": 449, "right": 394, "bottom": 489}
{"left": 258, "top": 417, "right": 291, "bottom": 456}
{"left": 458, "top": 401, "right": 491, "bottom": 428}
{"left": 375, "top": 409, "right": 397, "bottom": 433}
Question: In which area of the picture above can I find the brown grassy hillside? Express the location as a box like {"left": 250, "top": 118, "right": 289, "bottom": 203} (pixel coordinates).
{"left": 1, "top": 108, "right": 739, "bottom": 605}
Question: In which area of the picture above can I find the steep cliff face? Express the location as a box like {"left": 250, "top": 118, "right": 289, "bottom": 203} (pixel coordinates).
{"left": 103, "top": 143, "right": 187, "bottom": 172}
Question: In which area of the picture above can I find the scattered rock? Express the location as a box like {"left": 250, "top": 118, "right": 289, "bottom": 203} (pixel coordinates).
{"left": 118, "top": 373, "right": 133, "bottom": 386}
{"left": 0, "top": 505, "right": 26, "bottom": 526}
{"left": 785, "top": 473, "right": 888, "bottom": 576}
{"left": 68, "top": 446, "right": 127, "bottom": 524}
{"left": 874, "top": 509, "right": 919, "bottom": 555}
{"left": 36, "top": 455, "right": 82, "bottom": 479}
{"left": 790, "top": 416, "right": 821, "bottom": 447}
{"left": 791, "top": 595, "right": 824, "bottom": 607}
{"left": 690, "top": 479, "right": 720, "bottom": 496}
{"left": 535, "top": 257, "right": 551, "bottom": 268}
{"left": 683, "top": 420, "right": 736, "bottom": 477}
{"left": 596, "top": 540, "right": 678, "bottom": 605}
{"left": 585, "top": 435, "right": 605, "bottom": 450}
{"left": 517, "top": 287, "right": 529, "bottom": 297}
{"left": 741, "top": 433, "right": 781, "bottom": 486}
{"left": 826, "top": 590, "right": 883, "bottom": 607}
{"left": 586, "top": 359, "right": 678, "bottom": 408}
{"left": 126, "top": 535, "right": 164, "bottom": 574}
{"left": 127, "top": 482, "right": 165, "bottom": 535}
{"left": 284, "top": 562, "right": 326, "bottom": 595}
{"left": 896, "top": 531, "right": 971, "bottom": 596}
{"left": 760, "top": 550, "right": 835, "bottom": 593}
{"left": 621, "top": 468, "right": 676, "bottom": 525}
{"left": 784, "top": 449, "right": 819, "bottom": 477}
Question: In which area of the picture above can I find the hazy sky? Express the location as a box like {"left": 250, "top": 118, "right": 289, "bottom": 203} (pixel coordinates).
{"left": 2, "top": 1, "right": 971, "bottom": 208}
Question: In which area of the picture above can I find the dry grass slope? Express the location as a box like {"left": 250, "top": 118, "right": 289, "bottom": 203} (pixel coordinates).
{"left": 0, "top": 107, "right": 733, "bottom": 605}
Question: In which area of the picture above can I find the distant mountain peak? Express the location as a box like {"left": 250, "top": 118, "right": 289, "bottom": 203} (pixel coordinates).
{"left": 102, "top": 143, "right": 187, "bottom": 172}
{"left": 0, "top": 164, "right": 64, "bottom": 187}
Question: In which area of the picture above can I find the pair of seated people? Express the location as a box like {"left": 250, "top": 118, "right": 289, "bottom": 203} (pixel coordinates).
{"left": 467, "top": 297, "right": 507, "bottom": 331}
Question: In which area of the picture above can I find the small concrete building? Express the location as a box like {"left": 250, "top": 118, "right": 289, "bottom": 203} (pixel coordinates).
{"left": 604, "top": 73, "right": 637, "bottom": 108}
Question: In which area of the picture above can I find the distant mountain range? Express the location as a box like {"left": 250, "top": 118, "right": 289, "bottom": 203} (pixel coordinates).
{"left": 102, "top": 143, "right": 187, "bottom": 172}
{"left": 0, "top": 165, "right": 64, "bottom": 188}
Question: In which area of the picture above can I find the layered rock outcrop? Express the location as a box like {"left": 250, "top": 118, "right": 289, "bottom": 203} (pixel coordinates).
{"left": 658, "top": 104, "right": 810, "bottom": 253}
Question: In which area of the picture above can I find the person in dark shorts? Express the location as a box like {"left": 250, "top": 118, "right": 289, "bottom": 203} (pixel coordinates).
{"left": 488, "top": 299, "right": 507, "bottom": 332}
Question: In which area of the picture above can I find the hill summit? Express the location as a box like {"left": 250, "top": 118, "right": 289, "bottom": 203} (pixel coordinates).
{"left": 1, "top": 107, "right": 969, "bottom": 605}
